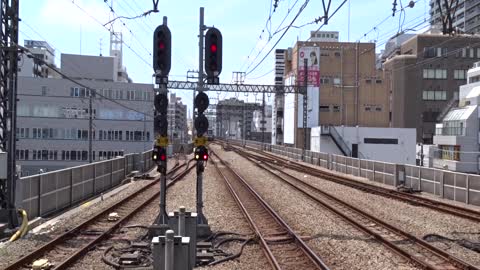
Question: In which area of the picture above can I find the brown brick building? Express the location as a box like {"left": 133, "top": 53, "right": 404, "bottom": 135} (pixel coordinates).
{"left": 384, "top": 33, "right": 480, "bottom": 143}
{"left": 284, "top": 40, "right": 389, "bottom": 148}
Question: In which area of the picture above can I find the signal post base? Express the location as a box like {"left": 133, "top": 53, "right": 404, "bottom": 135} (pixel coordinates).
{"left": 148, "top": 223, "right": 171, "bottom": 239}
{"left": 196, "top": 223, "right": 212, "bottom": 239}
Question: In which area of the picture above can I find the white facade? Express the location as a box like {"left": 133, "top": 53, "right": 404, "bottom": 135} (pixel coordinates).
{"left": 433, "top": 62, "right": 480, "bottom": 173}
{"left": 311, "top": 126, "right": 416, "bottom": 165}
{"left": 310, "top": 31, "right": 339, "bottom": 42}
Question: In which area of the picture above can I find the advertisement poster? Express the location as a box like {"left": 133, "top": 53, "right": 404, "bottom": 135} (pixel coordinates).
{"left": 297, "top": 46, "right": 320, "bottom": 128}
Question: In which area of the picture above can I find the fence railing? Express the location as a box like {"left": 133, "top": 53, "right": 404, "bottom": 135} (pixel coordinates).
{"left": 226, "top": 138, "right": 480, "bottom": 207}
{"left": 19, "top": 150, "right": 155, "bottom": 220}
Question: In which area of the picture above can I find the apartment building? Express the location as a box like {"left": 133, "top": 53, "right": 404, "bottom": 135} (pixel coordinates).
{"left": 433, "top": 61, "right": 480, "bottom": 173}
{"left": 384, "top": 33, "right": 480, "bottom": 143}
{"left": 167, "top": 93, "right": 188, "bottom": 144}
{"left": 430, "top": 0, "right": 480, "bottom": 34}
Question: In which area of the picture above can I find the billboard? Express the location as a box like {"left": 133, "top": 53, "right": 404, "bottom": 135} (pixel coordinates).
{"left": 297, "top": 46, "right": 320, "bottom": 128}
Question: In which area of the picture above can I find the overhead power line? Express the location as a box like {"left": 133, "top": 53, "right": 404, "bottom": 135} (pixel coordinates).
{"left": 240, "top": 0, "right": 301, "bottom": 71}
{"left": 17, "top": 43, "right": 154, "bottom": 118}
{"left": 68, "top": 0, "right": 152, "bottom": 68}
{"left": 245, "top": 0, "right": 312, "bottom": 76}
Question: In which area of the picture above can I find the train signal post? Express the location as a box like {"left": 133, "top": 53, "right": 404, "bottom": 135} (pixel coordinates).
{"left": 150, "top": 18, "right": 171, "bottom": 235}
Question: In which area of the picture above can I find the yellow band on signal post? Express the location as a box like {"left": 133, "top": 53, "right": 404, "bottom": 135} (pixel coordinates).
{"left": 156, "top": 136, "right": 169, "bottom": 147}
{"left": 194, "top": 136, "right": 207, "bottom": 147}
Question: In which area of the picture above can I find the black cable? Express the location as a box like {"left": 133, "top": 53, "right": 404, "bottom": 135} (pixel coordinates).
{"left": 17, "top": 45, "right": 154, "bottom": 118}
{"left": 208, "top": 237, "right": 254, "bottom": 266}
{"left": 245, "top": 0, "right": 311, "bottom": 76}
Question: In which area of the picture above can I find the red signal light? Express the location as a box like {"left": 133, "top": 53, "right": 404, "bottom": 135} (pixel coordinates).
{"left": 203, "top": 154, "right": 208, "bottom": 160}
{"left": 160, "top": 154, "right": 166, "bottom": 161}
{"left": 210, "top": 44, "right": 217, "bottom": 53}
{"left": 159, "top": 42, "right": 165, "bottom": 50}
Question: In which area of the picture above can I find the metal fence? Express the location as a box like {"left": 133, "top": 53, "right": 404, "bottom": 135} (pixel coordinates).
{"left": 20, "top": 150, "right": 154, "bottom": 220}
{"left": 227, "top": 139, "right": 480, "bottom": 207}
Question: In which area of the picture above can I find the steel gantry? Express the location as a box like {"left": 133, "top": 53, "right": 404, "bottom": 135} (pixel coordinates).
{"left": 0, "top": 0, "right": 19, "bottom": 229}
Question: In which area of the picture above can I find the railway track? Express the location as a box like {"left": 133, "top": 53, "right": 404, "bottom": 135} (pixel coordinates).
{"left": 232, "top": 148, "right": 479, "bottom": 270}
{"left": 210, "top": 150, "right": 330, "bottom": 270}
{"left": 5, "top": 159, "right": 194, "bottom": 270}
{"left": 225, "top": 142, "right": 480, "bottom": 223}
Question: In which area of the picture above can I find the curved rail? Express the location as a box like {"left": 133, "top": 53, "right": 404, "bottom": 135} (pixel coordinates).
{"left": 5, "top": 160, "right": 194, "bottom": 270}
{"left": 210, "top": 150, "right": 330, "bottom": 270}
{"left": 234, "top": 148, "right": 479, "bottom": 270}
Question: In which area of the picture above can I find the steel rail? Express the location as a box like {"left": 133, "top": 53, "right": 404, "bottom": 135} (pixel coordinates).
{"left": 226, "top": 141, "right": 480, "bottom": 223}
{"left": 210, "top": 150, "right": 330, "bottom": 270}
{"left": 5, "top": 160, "right": 194, "bottom": 270}
{"left": 235, "top": 148, "right": 479, "bottom": 270}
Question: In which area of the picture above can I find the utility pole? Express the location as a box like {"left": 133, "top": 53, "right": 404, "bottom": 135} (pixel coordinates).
{"left": 88, "top": 90, "right": 93, "bottom": 163}
{"left": 232, "top": 71, "right": 245, "bottom": 84}
{"left": 0, "top": 0, "right": 20, "bottom": 229}
{"left": 261, "top": 91, "right": 266, "bottom": 145}
{"left": 302, "top": 58, "right": 308, "bottom": 160}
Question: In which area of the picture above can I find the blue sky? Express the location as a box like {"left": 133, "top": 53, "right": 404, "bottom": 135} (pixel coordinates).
{"left": 19, "top": 0, "right": 430, "bottom": 114}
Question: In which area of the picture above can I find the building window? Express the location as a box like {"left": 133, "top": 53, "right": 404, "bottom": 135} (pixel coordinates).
{"left": 375, "top": 79, "right": 382, "bottom": 84}
{"left": 333, "top": 78, "right": 341, "bottom": 85}
{"left": 333, "top": 105, "right": 340, "bottom": 112}
{"left": 470, "top": 48, "right": 475, "bottom": 58}
{"left": 365, "top": 79, "right": 372, "bottom": 84}
{"left": 423, "top": 69, "right": 446, "bottom": 79}
{"left": 320, "top": 77, "right": 330, "bottom": 84}
{"left": 423, "top": 90, "right": 446, "bottom": 101}
{"left": 439, "top": 145, "right": 460, "bottom": 161}
{"left": 365, "top": 106, "right": 371, "bottom": 111}
{"left": 319, "top": 105, "right": 330, "bottom": 112}
{"left": 454, "top": 69, "right": 467, "bottom": 80}
{"left": 364, "top": 138, "right": 398, "bottom": 144}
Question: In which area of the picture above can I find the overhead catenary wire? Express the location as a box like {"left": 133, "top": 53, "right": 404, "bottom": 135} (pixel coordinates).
{"left": 245, "top": 0, "right": 312, "bottom": 76}
{"left": 102, "top": 0, "right": 153, "bottom": 58}
{"left": 305, "top": 0, "right": 348, "bottom": 42}
{"left": 240, "top": 0, "right": 301, "bottom": 71}
{"left": 67, "top": 0, "right": 152, "bottom": 68}
{"left": 17, "top": 44, "right": 154, "bottom": 118}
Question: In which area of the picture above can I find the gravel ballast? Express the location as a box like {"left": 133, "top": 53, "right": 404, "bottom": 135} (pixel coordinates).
{"left": 239, "top": 146, "right": 480, "bottom": 268}
{"left": 213, "top": 144, "right": 420, "bottom": 270}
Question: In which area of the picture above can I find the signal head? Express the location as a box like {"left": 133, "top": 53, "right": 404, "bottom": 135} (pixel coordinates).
{"left": 204, "top": 27, "right": 222, "bottom": 78}
{"left": 154, "top": 93, "right": 169, "bottom": 114}
{"left": 153, "top": 25, "right": 172, "bottom": 75}
{"left": 194, "top": 114, "right": 209, "bottom": 136}
{"left": 194, "top": 92, "right": 210, "bottom": 114}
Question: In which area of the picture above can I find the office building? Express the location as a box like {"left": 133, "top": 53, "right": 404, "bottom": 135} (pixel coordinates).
{"left": 283, "top": 36, "right": 389, "bottom": 149}
{"left": 430, "top": 0, "right": 480, "bottom": 34}
{"left": 384, "top": 33, "right": 480, "bottom": 143}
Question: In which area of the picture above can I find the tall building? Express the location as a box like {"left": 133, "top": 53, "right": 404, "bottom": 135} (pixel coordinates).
{"left": 216, "top": 98, "right": 259, "bottom": 140}
{"left": 18, "top": 40, "right": 60, "bottom": 78}
{"left": 167, "top": 93, "right": 188, "bottom": 144}
{"left": 251, "top": 105, "right": 272, "bottom": 142}
{"left": 205, "top": 104, "right": 217, "bottom": 137}
{"left": 430, "top": 0, "right": 480, "bottom": 34}
{"left": 272, "top": 49, "right": 286, "bottom": 145}
{"left": 384, "top": 33, "right": 480, "bottom": 143}
{"left": 283, "top": 37, "right": 389, "bottom": 148}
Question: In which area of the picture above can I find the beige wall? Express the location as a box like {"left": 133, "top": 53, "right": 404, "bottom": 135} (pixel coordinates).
{"left": 286, "top": 41, "right": 389, "bottom": 148}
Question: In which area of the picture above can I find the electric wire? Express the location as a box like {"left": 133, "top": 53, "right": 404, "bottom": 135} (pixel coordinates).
{"left": 16, "top": 43, "right": 155, "bottom": 118}
{"left": 67, "top": 0, "right": 152, "bottom": 68}
{"left": 245, "top": 0, "right": 312, "bottom": 76}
